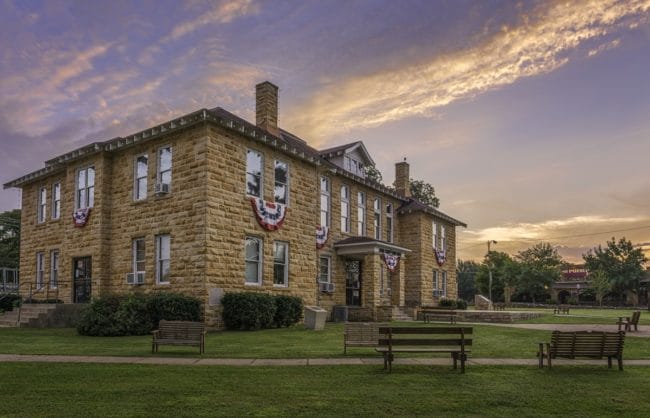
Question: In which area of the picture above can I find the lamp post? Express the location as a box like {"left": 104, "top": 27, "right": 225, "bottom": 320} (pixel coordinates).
{"left": 576, "top": 283, "right": 581, "bottom": 305}
{"left": 487, "top": 240, "right": 497, "bottom": 306}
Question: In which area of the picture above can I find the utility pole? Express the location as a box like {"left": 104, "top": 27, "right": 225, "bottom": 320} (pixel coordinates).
{"left": 487, "top": 240, "right": 497, "bottom": 307}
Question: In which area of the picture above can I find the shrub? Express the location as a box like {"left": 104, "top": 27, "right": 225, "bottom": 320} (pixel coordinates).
{"left": 77, "top": 296, "right": 124, "bottom": 336}
{"left": 438, "top": 298, "right": 467, "bottom": 310}
{"left": 222, "top": 292, "right": 277, "bottom": 330}
{"left": 0, "top": 294, "right": 21, "bottom": 312}
{"left": 274, "top": 295, "right": 303, "bottom": 327}
{"left": 455, "top": 299, "right": 468, "bottom": 310}
{"left": 147, "top": 292, "right": 202, "bottom": 327}
{"left": 114, "top": 293, "right": 152, "bottom": 336}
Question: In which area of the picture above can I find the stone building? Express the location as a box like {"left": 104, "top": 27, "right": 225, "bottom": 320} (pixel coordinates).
{"left": 3, "top": 81, "right": 466, "bottom": 327}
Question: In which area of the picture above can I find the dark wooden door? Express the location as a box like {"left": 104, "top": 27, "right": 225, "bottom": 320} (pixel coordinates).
{"left": 73, "top": 257, "right": 92, "bottom": 303}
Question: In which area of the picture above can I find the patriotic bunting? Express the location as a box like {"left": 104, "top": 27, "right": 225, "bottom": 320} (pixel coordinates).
{"left": 73, "top": 208, "right": 91, "bottom": 228}
{"left": 435, "top": 249, "right": 446, "bottom": 266}
{"left": 250, "top": 197, "right": 286, "bottom": 231}
{"left": 316, "top": 226, "right": 329, "bottom": 249}
{"left": 382, "top": 253, "right": 400, "bottom": 272}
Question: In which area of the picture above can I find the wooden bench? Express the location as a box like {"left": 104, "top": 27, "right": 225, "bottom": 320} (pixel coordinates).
{"left": 553, "top": 304, "right": 570, "bottom": 314}
{"left": 152, "top": 320, "right": 206, "bottom": 354}
{"left": 376, "top": 326, "right": 473, "bottom": 373}
{"left": 343, "top": 322, "right": 382, "bottom": 354}
{"left": 616, "top": 311, "right": 640, "bottom": 332}
{"left": 493, "top": 303, "right": 506, "bottom": 311}
{"left": 537, "top": 330, "right": 625, "bottom": 370}
{"left": 420, "top": 308, "right": 457, "bottom": 324}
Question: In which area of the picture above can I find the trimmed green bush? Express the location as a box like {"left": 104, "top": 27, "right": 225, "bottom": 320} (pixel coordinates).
{"left": 439, "top": 298, "right": 468, "bottom": 310}
{"left": 0, "top": 294, "right": 21, "bottom": 312}
{"left": 77, "top": 292, "right": 202, "bottom": 336}
{"left": 222, "top": 292, "right": 277, "bottom": 330}
{"left": 274, "top": 295, "right": 303, "bottom": 327}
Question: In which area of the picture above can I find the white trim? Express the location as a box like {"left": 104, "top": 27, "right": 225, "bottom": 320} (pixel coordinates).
{"left": 37, "top": 186, "right": 47, "bottom": 223}
{"left": 273, "top": 241, "right": 289, "bottom": 287}
{"left": 155, "top": 234, "right": 170, "bottom": 284}
{"left": 319, "top": 255, "right": 331, "bottom": 283}
{"left": 274, "top": 160, "right": 289, "bottom": 206}
{"left": 340, "top": 184, "right": 350, "bottom": 233}
{"left": 244, "top": 236, "right": 263, "bottom": 285}
{"left": 51, "top": 182, "right": 61, "bottom": 220}
{"left": 75, "top": 166, "right": 95, "bottom": 210}
{"left": 246, "top": 148, "right": 263, "bottom": 198}
{"left": 156, "top": 145, "right": 172, "bottom": 193}
{"left": 50, "top": 250, "right": 59, "bottom": 288}
{"left": 134, "top": 154, "right": 148, "bottom": 201}
{"left": 357, "top": 191, "right": 366, "bottom": 236}
{"left": 320, "top": 176, "right": 330, "bottom": 228}
{"left": 36, "top": 252, "right": 44, "bottom": 289}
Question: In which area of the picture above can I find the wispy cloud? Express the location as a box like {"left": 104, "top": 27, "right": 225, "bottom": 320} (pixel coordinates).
{"left": 287, "top": 0, "right": 650, "bottom": 143}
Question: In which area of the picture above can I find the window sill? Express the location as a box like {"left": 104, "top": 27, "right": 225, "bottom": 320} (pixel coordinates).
{"left": 244, "top": 282, "right": 261, "bottom": 286}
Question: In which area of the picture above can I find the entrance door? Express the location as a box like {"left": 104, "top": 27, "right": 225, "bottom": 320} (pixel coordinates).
{"left": 73, "top": 257, "right": 92, "bottom": 303}
{"left": 345, "top": 260, "right": 361, "bottom": 306}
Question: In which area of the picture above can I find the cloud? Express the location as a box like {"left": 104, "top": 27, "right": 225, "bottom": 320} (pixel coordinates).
{"left": 587, "top": 38, "right": 622, "bottom": 56}
{"left": 164, "top": 0, "right": 260, "bottom": 42}
{"left": 286, "top": 0, "right": 650, "bottom": 143}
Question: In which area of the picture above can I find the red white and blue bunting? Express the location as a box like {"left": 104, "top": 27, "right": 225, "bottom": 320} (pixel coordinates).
{"left": 382, "top": 253, "right": 400, "bottom": 273}
{"left": 72, "top": 208, "right": 91, "bottom": 228}
{"left": 250, "top": 197, "right": 286, "bottom": 231}
{"left": 316, "top": 226, "right": 329, "bottom": 249}
{"left": 435, "top": 249, "right": 446, "bottom": 266}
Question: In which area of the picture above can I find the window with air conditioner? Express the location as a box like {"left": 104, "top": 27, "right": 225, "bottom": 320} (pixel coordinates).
{"left": 319, "top": 256, "right": 331, "bottom": 283}
{"left": 156, "top": 146, "right": 172, "bottom": 194}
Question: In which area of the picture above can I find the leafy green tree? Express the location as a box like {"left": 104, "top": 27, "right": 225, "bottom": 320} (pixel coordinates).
{"left": 409, "top": 179, "right": 440, "bottom": 208}
{"left": 475, "top": 251, "right": 517, "bottom": 302}
{"left": 364, "top": 165, "right": 383, "bottom": 184}
{"left": 589, "top": 270, "right": 612, "bottom": 307}
{"left": 0, "top": 209, "right": 21, "bottom": 269}
{"left": 583, "top": 237, "right": 646, "bottom": 304}
{"left": 514, "top": 242, "right": 562, "bottom": 303}
{"left": 457, "top": 260, "right": 480, "bottom": 301}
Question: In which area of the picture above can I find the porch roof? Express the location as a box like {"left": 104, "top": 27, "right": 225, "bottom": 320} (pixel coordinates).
{"left": 333, "top": 236, "right": 411, "bottom": 257}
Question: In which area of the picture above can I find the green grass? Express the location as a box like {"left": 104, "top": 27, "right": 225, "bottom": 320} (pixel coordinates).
{"left": 1, "top": 362, "right": 650, "bottom": 417}
{"left": 512, "top": 307, "right": 650, "bottom": 325}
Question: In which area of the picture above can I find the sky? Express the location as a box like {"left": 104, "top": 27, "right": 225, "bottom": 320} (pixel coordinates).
{"left": 1, "top": 0, "right": 650, "bottom": 263}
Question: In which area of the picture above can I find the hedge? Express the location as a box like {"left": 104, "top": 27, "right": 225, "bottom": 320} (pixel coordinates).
{"left": 222, "top": 292, "right": 303, "bottom": 330}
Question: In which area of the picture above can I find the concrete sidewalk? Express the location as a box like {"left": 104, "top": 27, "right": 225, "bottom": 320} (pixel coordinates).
{"left": 2, "top": 353, "right": 650, "bottom": 367}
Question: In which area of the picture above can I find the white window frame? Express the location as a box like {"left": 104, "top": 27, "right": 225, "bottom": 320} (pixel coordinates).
{"left": 246, "top": 149, "right": 263, "bottom": 198}
{"left": 76, "top": 166, "right": 95, "bottom": 209}
{"left": 274, "top": 160, "right": 289, "bottom": 205}
{"left": 52, "top": 182, "right": 61, "bottom": 220}
{"left": 50, "top": 250, "right": 59, "bottom": 288}
{"left": 386, "top": 203, "right": 394, "bottom": 243}
{"left": 157, "top": 146, "right": 172, "bottom": 190}
{"left": 319, "top": 255, "right": 331, "bottom": 283}
{"left": 320, "top": 177, "right": 330, "bottom": 228}
{"left": 134, "top": 154, "right": 148, "bottom": 201}
{"left": 155, "top": 234, "right": 170, "bottom": 284}
{"left": 441, "top": 271, "right": 447, "bottom": 297}
{"left": 357, "top": 191, "right": 366, "bottom": 236}
{"left": 440, "top": 225, "right": 446, "bottom": 251}
{"left": 36, "top": 252, "right": 44, "bottom": 289}
{"left": 245, "top": 236, "right": 263, "bottom": 285}
{"left": 340, "top": 185, "right": 350, "bottom": 233}
{"left": 132, "top": 238, "right": 146, "bottom": 274}
{"left": 432, "top": 221, "right": 438, "bottom": 250}
{"left": 374, "top": 197, "right": 381, "bottom": 240}
{"left": 37, "top": 186, "right": 47, "bottom": 223}
{"left": 273, "top": 241, "right": 289, "bottom": 287}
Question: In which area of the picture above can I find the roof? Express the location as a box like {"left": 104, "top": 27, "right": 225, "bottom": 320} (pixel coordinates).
{"left": 333, "top": 236, "right": 412, "bottom": 256}
{"left": 319, "top": 141, "right": 375, "bottom": 166}
{"left": 397, "top": 198, "right": 467, "bottom": 227}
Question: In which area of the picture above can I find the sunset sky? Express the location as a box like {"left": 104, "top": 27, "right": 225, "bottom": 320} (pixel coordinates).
{"left": 1, "top": 0, "right": 650, "bottom": 263}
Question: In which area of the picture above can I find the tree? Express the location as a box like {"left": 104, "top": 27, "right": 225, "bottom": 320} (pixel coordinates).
{"left": 589, "top": 270, "right": 612, "bottom": 307}
{"left": 583, "top": 237, "right": 646, "bottom": 304}
{"left": 0, "top": 209, "right": 21, "bottom": 269}
{"left": 364, "top": 165, "right": 383, "bottom": 184}
{"left": 475, "top": 251, "right": 517, "bottom": 302}
{"left": 514, "top": 242, "right": 562, "bottom": 303}
{"left": 409, "top": 179, "right": 440, "bottom": 208}
{"left": 457, "top": 260, "right": 480, "bottom": 302}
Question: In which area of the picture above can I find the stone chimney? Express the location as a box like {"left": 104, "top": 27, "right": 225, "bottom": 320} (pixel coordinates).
{"left": 256, "top": 81, "right": 279, "bottom": 136}
{"left": 394, "top": 160, "right": 411, "bottom": 198}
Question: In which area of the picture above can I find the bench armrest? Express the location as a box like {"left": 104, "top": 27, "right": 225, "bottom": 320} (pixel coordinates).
{"left": 152, "top": 330, "right": 160, "bottom": 338}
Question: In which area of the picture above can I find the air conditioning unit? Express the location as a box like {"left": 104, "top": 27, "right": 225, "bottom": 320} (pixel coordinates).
{"left": 126, "top": 272, "right": 145, "bottom": 285}
{"left": 319, "top": 282, "right": 335, "bottom": 293}
{"left": 154, "top": 182, "right": 170, "bottom": 195}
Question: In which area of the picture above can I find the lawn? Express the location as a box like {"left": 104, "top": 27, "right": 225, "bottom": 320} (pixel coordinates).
{"left": 2, "top": 362, "right": 650, "bottom": 417}
{"left": 510, "top": 307, "right": 649, "bottom": 325}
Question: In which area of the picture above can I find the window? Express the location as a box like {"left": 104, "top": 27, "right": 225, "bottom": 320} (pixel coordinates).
{"left": 273, "top": 241, "right": 289, "bottom": 287}
{"left": 245, "top": 236, "right": 262, "bottom": 285}
{"left": 320, "top": 177, "right": 330, "bottom": 227}
{"left": 36, "top": 252, "right": 44, "bottom": 288}
{"left": 319, "top": 256, "right": 331, "bottom": 283}
{"left": 155, "top": 234, "right": 170, "bottom": 284}
{"left": 76, "top": 166, "right": 95, "bottom": 209}
{"left": 132, "top": 238, "right": 145, "bottom": 274}
{"left": 274, "top": 160, "right": 289, "bottom": 205}
{"left": 37, "top": 187, "right": 46, "bottom": 223}
{"left": 344, "top": 155, "right": 365, "bottom": 177}
{"left": 357, "top": 192, "right": 366, "bottom": 236}
{"left": 432, "top": 221, "right": 438, "bottom": 249}
{"left": 373, "top": 198, "right": 381, "bottom": 240}
{"left": 386, "top": 203, "right": 393, "bottom": 243}
{"left": 440, "top": 225, "right": 446, "bottom": 250}
{"left": 52, "top": 183, "right": 61, "bottom": 220}
{"left": 134, "top": 155, "right": 148, "bottom": 201}
{"left": 246, "top": 149, "right": 263, "bottom": 198}
{"left": 50, "top": 250, "right": 59, "bottom": 288}
{"left": 433, "top": 270, "right": 447, "bottom": 297}
{"left": 340, "top": 185, "right": 350, "bottom": 233}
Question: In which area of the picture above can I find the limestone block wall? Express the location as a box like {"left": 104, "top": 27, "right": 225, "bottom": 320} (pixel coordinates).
{"left": 398, "top": 211, "right": 425, "bottom": 306}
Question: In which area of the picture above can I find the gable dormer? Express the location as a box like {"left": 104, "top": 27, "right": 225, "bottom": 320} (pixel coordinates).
{"left": 319, "top": 141, "right": 375, "bottom": 178}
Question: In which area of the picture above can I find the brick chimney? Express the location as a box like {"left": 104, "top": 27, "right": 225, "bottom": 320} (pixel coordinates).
{"left": 394, "top": 160, "right": 411, "bottom": 198}
{"left": 256, "top": 81, "right": 279, "bottom": 136}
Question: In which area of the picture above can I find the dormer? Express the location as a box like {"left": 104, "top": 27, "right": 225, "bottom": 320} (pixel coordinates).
{"left": 319, "top": 141, "right": 375, "bottom": 178}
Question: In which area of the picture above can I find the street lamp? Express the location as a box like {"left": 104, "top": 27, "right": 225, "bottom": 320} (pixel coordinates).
{"left": 487, "top": 240, "right": 497, "bottom": 306}
{"left": 576, "top": 283, "right": 581, "bottom": 305}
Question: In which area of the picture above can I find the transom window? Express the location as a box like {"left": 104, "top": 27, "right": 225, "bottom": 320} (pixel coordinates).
{"left": 273, "top": 241, "right": 289, "bottom": 287}
{"left": 274, "top": 160, "right": 289, "bottom": 205}
{"left": 340, "top": 185, "right": 350, "bottom": 233}
{"left": 245, "top": 237, "right": 263, "bottom": 285}
{"left": 246, "top": 149, "right": 263, "bottom": 198}
{"left": 76, "top": 166, "right": 95, "bottom": 209}
{"left": 319, "top": 256, "right": 331, "bottom": 283}
{"left": 320, "top": 177, "right": 330, "bottom": 227}
{"left": 37, "top": 187, "right": 46, "bottom": 223}
{"left": 52, "top": 183, "right": 61, "bottom": 220}
{"left": 155, "top": 234, "right": 170, "bottom": 284}
{"left": 135, "top": 155, "right": 148, "bottom": 200}
{"left": 357, "top": 192, "right": 366, "bottom": 236}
